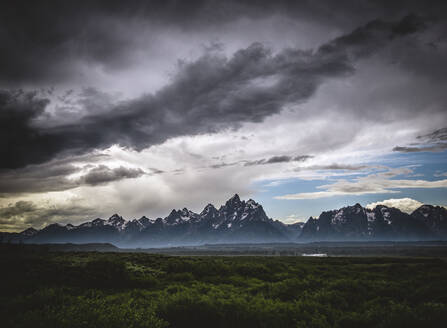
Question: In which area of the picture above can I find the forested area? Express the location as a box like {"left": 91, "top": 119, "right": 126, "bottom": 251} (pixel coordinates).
{"left": 1, "top": 245, "right": 446, "bottom": 328}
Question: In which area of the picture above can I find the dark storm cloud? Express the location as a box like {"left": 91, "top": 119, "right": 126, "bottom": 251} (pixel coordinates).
{"left": 393, "top": 127, "right": 447, "bottom": 153}
{"left": 2, "top": 0, "right": 445, "bottom": 91}
{"left": 80, "top": 165, "right": 147, "bottom": 186}
{"left": 2, "top": 0, "right": 443, "bottom": 85}
{"left": 0, "top": 163, "right": 79, "bottom": 194}
{"left": 0, "top": 15, "right": 426, "bottom": 169}
{"left": 0, "top": 160, "right": 149, "bottom": 194}
{"left": 317, "top": 14, "right": 426, "bottom": 58}
{"left": 0, "top": 0, "right": 211, "bottom": 84}
{"left": 0, "top": 90, "right": 52, "bottom": 168}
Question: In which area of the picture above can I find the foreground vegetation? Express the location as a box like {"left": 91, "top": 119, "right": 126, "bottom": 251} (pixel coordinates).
{"left": 1, "top": 245, "right": 446, "bottom": 327}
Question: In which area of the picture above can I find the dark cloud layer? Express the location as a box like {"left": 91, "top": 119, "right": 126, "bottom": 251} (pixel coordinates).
{"left": 0, "top": 161, "right": 148, "bottom": 195}
{"left": 0, "top": 15, "right": 426, "bottom": 169}
{"left": 0, "top": 163, "right": 79, "bottom": 195}
{"left": 1, "top": 0, "right": 443, "bottom": 86}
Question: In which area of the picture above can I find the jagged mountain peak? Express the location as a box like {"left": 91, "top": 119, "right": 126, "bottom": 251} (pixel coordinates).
{"left": 137, "top": 216, "right": 152, "bottom": 224}
{"left": 164, "top": 207, "right": 198, "bottom": 225}
{"left": 203, "top": 202, "right": 216, "bottom": 209}
{"left": 106, "top": 214, "right": 126, "bottom": 231}
{"left": 337, "top": 203, "right": 365, "bottom": 213}
{"left": 225, "top": 193, "right": 242, "bottom": 207}
{"left": 202, "top": 203, "right": 216, "bottom": 211}
{"left": 246, "top": 198, "right": 260, "bottom": 208}
{"left": 180, "top": 208, "right": 192, "bottom": 216}
{"left": 108, "top": 213, "right": 124, "bottom": 222}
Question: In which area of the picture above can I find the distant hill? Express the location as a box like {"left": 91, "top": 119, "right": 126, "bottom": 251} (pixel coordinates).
{"left": 1, "top": 195, "right": 446, "bottom": 247}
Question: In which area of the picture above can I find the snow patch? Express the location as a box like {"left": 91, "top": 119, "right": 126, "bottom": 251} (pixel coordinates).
{"left": 332, "top": 210, "right": 345, "bottom": 224}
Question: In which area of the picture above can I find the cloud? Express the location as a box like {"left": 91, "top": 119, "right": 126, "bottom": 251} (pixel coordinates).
{"left": 296, "top": 163, "right": 371, "bottom": 171}
{"left": 244, "top": 155, "right": 313, "bottom": 166}
{"left": 275, "top": 167, "right": 447, "bottom": 199}
{"left": 0, "top": 156, "right": 148, "bottom": 194}
{"left": 0, "top": 15, "right": 426, "bottom": 169}
{"left": 2, "top": 1, "right": 442, "bottom": 86}
{"left": 261, "top": 163, "right": 373, "bottom": 187}
{"left": 281, "top": 213, "right": 308, "bottom": 224}
{"left": 0, "top": 152, "right": 111, "bottom": 195}
{"left": 0, "top": 200, "right": 95, "bottom": 231}
{"left": 209, "top": 162, "right": 239, "bottom": 169}
{"left": 393, "top": 127, "right": 447, "bottom": 152}
{"left": 0, "top": 164, "right": 79, "bottom": 195}
{"left": 210, "top": 155, "right": 312, "bottom": 169}
{"left": 392, "top": 145, "right": 447, "bottom": 152}
{"left": 0, "top": 1, "right": 217, "bottom": 85}
{"left": 419, "top": 127, "right": 447, "bottom": 141}
{"left": 79, "top": 165, "right": 146, "bottom": 186}
{"left": 366, "top": 198, "right": 424, "bottom": 213}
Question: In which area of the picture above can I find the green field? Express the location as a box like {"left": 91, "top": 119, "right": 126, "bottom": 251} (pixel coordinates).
{"left": 1, "top": 245, "right": 447, "bottom": 328}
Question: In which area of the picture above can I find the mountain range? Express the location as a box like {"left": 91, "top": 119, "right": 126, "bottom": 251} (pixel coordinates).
{"left": 1, "top": 194, "right": 446, "bottom": 247}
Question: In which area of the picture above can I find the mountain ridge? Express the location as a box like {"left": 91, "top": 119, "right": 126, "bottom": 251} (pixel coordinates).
{"left": 0, "top": 194, "right": 446, "bottom": 247}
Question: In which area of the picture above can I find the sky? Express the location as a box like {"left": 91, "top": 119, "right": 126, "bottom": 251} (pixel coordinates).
{"left": 1, "top": 0, "right": 447, "bottom": 232}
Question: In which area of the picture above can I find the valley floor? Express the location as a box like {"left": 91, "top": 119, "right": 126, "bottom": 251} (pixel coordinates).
{"left": 1, "top": 244, "right": 446, "bottom": 327}
{"left": 133, "top": 241, "right": 447, "bottom": 257}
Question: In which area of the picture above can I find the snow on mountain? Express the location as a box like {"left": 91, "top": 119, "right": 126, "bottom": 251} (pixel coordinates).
{"left": 300, "top": 203, "right": 436, "bottom": 240}
{"left": 5, "top": 196, "right": 447, "bottom": 247}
